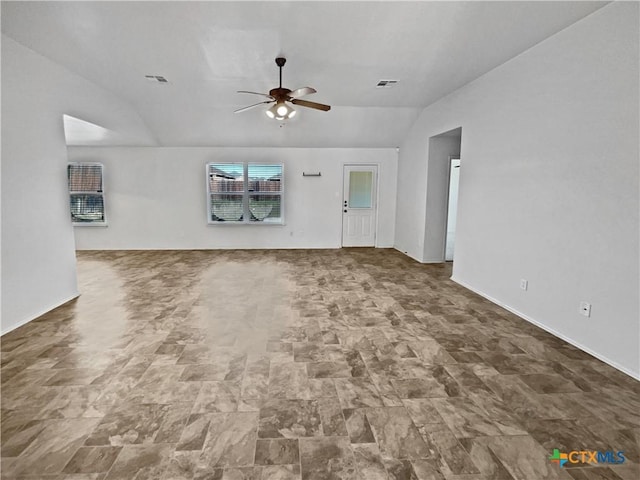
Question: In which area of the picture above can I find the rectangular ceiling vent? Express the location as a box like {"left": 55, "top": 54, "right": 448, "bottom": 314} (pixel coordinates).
{"left": 145, "top": 75, "right": 168, "bottom": 83}
{"left": 376, "top": 79, "right": 399, "bottom": 88}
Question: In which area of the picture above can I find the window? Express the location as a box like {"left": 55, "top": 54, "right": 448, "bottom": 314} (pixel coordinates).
{"left": 67, "top": 163, "right": 106, "bottom": 225}
{"left": 207, "top": 163, "right": 283, "bottom": 224}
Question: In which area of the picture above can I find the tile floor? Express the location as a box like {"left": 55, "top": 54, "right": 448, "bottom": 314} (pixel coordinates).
{"left": 1, "top": 248, "right": 638, "bottom": 480}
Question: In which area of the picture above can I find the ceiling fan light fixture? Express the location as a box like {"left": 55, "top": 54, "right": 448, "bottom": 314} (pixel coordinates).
{"left": 267, "top": 102, "right": 295, "bottom": 121}
{"left": 276, "top": 103, "right": 289, "bottom": 116}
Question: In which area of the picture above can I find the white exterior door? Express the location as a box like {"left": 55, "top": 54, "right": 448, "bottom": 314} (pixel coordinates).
{"left": 342, "top": 165, "right": 377, "bottom": 247}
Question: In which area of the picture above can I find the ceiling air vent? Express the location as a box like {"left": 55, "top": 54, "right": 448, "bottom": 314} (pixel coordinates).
{"left": 145, "top": 75, "right": 168, "bottom": 83}
{"left": 376, "top": 79, "right": 399, "bottom": 88}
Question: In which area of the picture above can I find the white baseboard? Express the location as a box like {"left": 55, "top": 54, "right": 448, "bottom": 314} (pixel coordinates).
{"left": 450, "top": 276, "right": 640, "bottom": 381}
{"left": 393, "top": 247, "right": 444, "bottom": 264}
{"left": 394, "top": 247, "right": 422, "bottom": 263}
{"left": 1, "top": 292, "right": 80, "bottom": 336}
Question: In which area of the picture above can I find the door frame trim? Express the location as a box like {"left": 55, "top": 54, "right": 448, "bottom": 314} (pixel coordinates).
{"left": 443, "top": 156, "right": 460, "bottom": 261}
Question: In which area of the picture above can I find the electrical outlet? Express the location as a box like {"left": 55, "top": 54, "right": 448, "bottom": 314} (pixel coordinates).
{"left": 580, "top": 302, "right": 591, "bottom": 317}
{"left": 520, "top": 279, "right": 528, "bottom": 291}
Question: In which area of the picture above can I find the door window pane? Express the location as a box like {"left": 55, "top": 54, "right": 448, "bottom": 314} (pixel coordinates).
{"left": 349, "top": 171, "right": 373, "bottom": 208}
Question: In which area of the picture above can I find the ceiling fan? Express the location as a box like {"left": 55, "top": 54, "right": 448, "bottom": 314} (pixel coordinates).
{"left": 235, "top": 57, "right": 331, "bottom": 120}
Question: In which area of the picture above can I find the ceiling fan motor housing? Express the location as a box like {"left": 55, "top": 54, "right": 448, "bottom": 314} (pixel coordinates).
{"left": 269, "top": 87, "right": 292, "bottom": 102}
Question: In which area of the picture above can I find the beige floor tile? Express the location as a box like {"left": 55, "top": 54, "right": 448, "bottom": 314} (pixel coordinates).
{"left": 1, "top": 249, "right": 637, "bottom": 479}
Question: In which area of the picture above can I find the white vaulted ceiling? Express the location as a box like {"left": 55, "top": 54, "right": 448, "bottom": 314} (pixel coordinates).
{"left": 1, "top": 1, "right": 607, "bottom": 147}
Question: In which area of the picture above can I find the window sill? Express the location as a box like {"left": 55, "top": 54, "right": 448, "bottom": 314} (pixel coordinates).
{"left": 207, "top": 222, "right": 285, "bottom": 226}
{"left": 73, "top": 223, "right": 108, "bottom": 227}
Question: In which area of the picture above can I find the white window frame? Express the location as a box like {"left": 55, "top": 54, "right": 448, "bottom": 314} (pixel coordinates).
{"left": 206, "top": 162, "right": 284, "bottom": 225}
{"left": 68, "top": 162, "right": 107, "bottom": 226}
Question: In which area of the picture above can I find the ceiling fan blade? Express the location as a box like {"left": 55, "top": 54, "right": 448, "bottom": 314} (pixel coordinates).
{"left": 237, "top": 90, "right": 274, "bottom": 100}
{"left": 290, "top": 98, "right": 331, "bottom": 112}
{"left": 234, "top": 100, "right": 274, "bottom": 114}
{"left": 288, "top": 87, "right": 317, "bottom": 99}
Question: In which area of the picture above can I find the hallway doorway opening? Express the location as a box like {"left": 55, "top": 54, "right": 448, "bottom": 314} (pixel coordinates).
{"left": 423, "top": 127, "right": 462, "bottom": 263}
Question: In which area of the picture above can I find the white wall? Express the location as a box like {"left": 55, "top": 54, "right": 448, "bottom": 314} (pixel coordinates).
{"left": 1, "top": 36, "right": 156, "bottom": 334}
{"left": 396, "top": 3, "right": 639, "bottom": 377}
{"left": 68, "top": 147, "right": 397, "bottom": 250}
